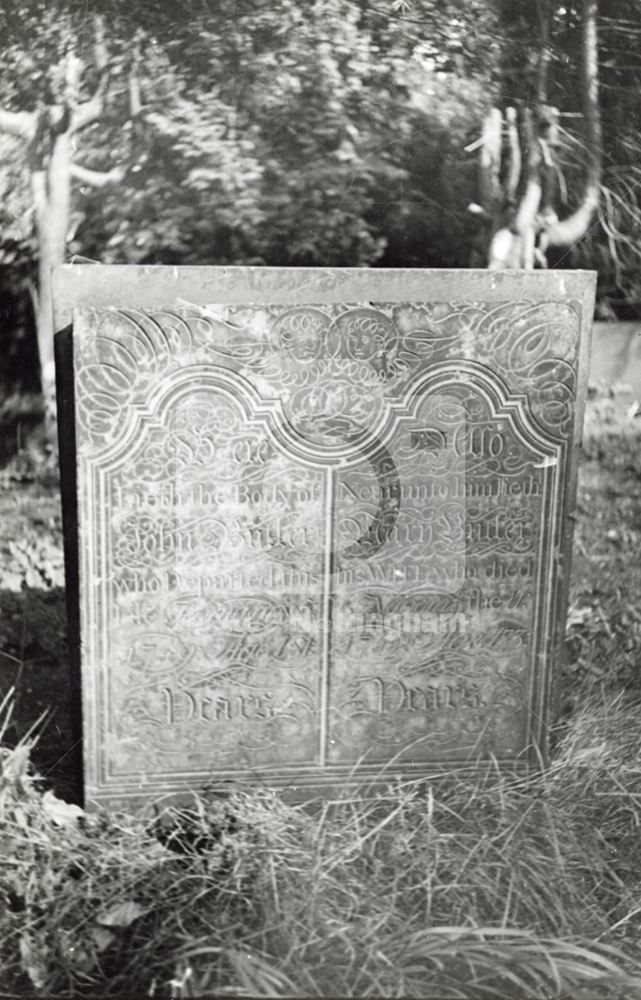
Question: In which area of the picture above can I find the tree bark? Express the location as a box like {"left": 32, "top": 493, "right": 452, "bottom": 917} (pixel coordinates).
{"left": 486, "top": 109, "right": 545, "bottom": 270}
{"left": 536, "top": 0, "right": 551, "bottom": 104}
{"left": 481, "top": 0, "right": 601, "bottom": 268}
{"left": 33, "top": 132, "right": 72, "bottom": 384}
{"left": 0, "top": 109, "right": 34, "bottom": 137}
{"left": 545, "top": 0, "right": 601, "bottom": 248}
{"left": 0, "top": 20, "right": 128, "bottom": 395}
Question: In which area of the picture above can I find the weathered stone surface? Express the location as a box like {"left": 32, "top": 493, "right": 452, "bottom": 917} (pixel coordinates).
{"left": 54, "top": 267, "right": 595, "bottom": 809}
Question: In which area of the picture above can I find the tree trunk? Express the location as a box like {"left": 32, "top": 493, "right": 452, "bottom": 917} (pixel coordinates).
{"left": 545, "top": 0, "right": 601, "bottom": 249}
{"left": 0, "top": 21, "right": 116, "bottom": 398}
{"left": 32, "top": 132, "right": 71, "bottom": 388}
{"left": 478, "top": 0, "right": 601, "bottom": 268}
{"left": 486, "top": 108, "right": 545, "bottom": 270}
{"left": 536, "top": 0, "right": 551, "bottom": 104}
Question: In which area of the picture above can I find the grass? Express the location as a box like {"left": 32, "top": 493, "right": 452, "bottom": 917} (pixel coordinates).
{"left": 2, "top": 687, "right": 641, "bottom": 997}
{"left": 560, "top": 389, "right": 641, "bottom": 703}
{"left": 2, "top": 388, "right": 641, "bottom": 996}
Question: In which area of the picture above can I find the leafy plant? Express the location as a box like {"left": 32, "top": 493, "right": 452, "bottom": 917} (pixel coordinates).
{"left": 3, "top": 685, "right": 641, "bottom": 997}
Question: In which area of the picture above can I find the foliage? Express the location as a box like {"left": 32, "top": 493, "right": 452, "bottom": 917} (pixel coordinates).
{"left": 1, "top": 535, "right": 64, "bottom": 592}
{"left": 0, "top": 0, "right": 641, "bottom": 303}
{"left": 72, "top": 0, "right": 421, "bottom": 268}
{"left": 562, "top": 386, "right": 641, "bottom": 699}
{"left": 0, "top": 133, "right": 33, "bottom": 252}
{"left": 0, "top": 0, "right": 498, "bottom": 276}
{"left": 2, "top": 686, "right": 641, "bottom": 997}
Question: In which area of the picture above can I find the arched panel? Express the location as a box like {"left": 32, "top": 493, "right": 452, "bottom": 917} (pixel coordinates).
{"left": 63, "top": 279, "right": 592, "bottom": 810}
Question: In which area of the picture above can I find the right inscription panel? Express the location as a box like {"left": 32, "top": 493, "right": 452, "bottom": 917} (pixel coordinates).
{"left": 316, "top": 299, "right": 574, "bottom": 771}
{"left": 330, "top": 378, "right": 552, "bottom": 765}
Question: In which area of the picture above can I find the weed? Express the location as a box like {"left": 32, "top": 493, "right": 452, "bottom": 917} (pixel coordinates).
{"left": 2, "top": 688, "right": 641, "bottom": 997}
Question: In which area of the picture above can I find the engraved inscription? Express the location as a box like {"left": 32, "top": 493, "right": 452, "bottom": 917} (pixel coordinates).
{"left": 70, "top": 289, "right": 585, "bottom": 804}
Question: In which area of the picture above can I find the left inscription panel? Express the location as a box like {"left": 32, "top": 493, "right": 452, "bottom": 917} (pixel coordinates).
{"left": 73, "top": 309, "right": 326, "bottom": 795}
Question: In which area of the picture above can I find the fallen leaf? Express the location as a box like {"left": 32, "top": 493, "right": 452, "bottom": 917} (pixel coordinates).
{"left": 19, "top": 935, "right": 46, "bottom": 990}
{"left": 566, "top": 606, "right": 592, "bottom": 628}
{"left": 91, "top": 926, "right": 117, "bottom": 951}
{"left": 42, "top": 790, "right": 85, "bottom": 827}
{"left": 97, "top": 900, "right": 146, "bottom": 927}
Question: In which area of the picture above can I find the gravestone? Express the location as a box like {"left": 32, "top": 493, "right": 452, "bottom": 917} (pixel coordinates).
{"left": 53, "top": 266, "right": 595, "bottom": 810}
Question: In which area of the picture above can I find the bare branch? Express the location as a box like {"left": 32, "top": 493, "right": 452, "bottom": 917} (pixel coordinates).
{"left": 488, "top": 226, "right": 522, "bottom": 269}
{"left": 478, "top": 108, "right": 502, "bottom": 212}
{"left": 504, "top": 107, "right": 521, "bottom": 204}
{"left": 72, "top": 85, "right": 108, "bottom": 132}
{"left": 0, "top": 108, "right": 35, "bottom": 139}
{"left": 72, "top": 14, "right": 110, "bottom": 132}
{"left": 546, "top": 0, "right": 601, "bottom": 248}
{"left": 536, "top": 0, "right": 551, "bottom": 104}
{"left": 31, "top": 170, "right": 49, "bottom": 232}
{"left": 64, "top": 50, "right": 85, "bottom": 110}
{"left": 26, "top": 276, "right": 39, "bottom": 318}
{"left": 582, "top": 0, "right": 602, "bottom": 173}
{"left": 545, "top": 183, "right": 600, "bottom": 247}
{"left": 94, "top": 15, "right": 108, "bottom": 73}
{"left": 129, "top": 31, "right": 144, "bottom": 119}
{"left": 70, "top": 162, "right": 125, "bottom": 188}
{"left": 514, "top": 110, "right": 543, "bottom": 241}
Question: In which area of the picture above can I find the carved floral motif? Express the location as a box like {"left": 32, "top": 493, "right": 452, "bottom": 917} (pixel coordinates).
{"left": 75, "top": 300, "right": 579, "bottom": 456}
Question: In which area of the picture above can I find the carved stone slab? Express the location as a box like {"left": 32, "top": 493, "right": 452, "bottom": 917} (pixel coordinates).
{"left": 53, "top": 267, "right": 595, "bottom": 809}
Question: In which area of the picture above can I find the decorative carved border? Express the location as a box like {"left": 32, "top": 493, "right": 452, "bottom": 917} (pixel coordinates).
{"left": 51, "top": 268, "right": 589, "bottom": 803}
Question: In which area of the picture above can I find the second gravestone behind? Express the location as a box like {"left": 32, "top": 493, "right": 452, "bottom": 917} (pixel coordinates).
{"left": 55, "top": 267, "right": 595, "bottom": 809}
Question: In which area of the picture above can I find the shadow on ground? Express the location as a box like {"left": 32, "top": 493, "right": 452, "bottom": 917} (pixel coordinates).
{"left": 0, "top": 586, "right": 79, "bottom": 802}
